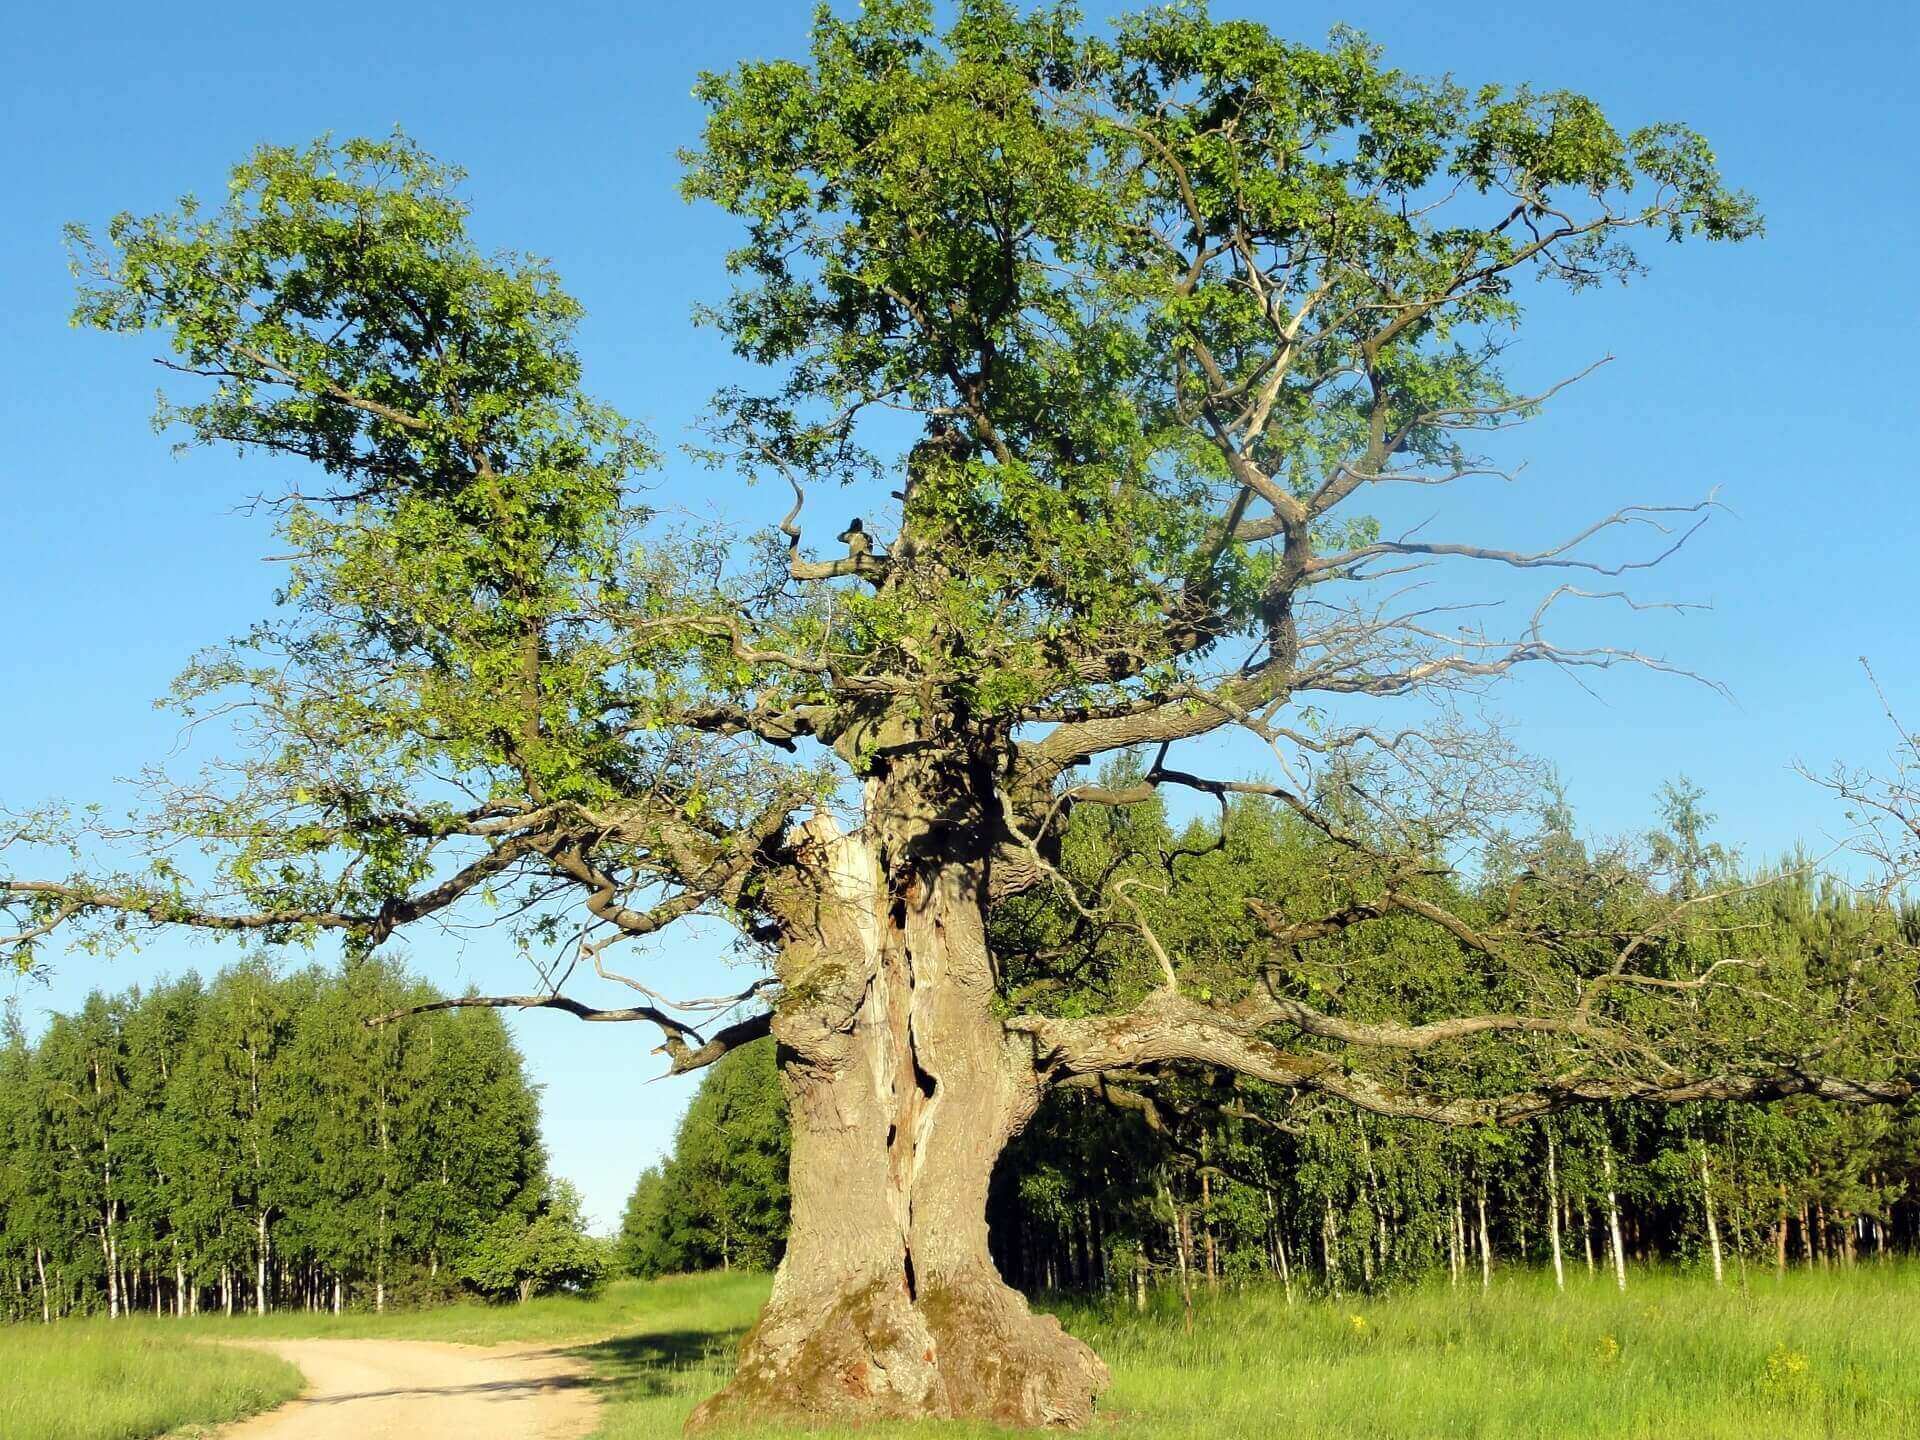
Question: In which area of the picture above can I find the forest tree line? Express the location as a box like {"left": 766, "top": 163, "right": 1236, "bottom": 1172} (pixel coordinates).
{"left": 621, "top": 782, "right": 1920, "bottom": 1300}
{"left": 0, "top": 957, "right": 559, "bottom": 1322}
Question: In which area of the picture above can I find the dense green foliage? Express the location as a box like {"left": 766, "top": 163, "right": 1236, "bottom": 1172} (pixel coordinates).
{"left": 63, "top": 133, "right": 663, "bottom": 830}
{"left": 682, "top": 0, "right": 1757, "bottom": 722}
{"left": 461, "top": 1179, "right": 608, "bottom": 1303}
{"left": 988, "top": 782, "right": 1920, "bottom": 1296}
{"left": 625, "top": 784, "right": 1920, "bottom": 1296}
{"left": 0, "top": 958, "right": 552, "bottom": 1321}
{"left": 619, "top": 1039, "right": 789, "bottom": 1277}
{"left": 4, "top": 3, "right": 1788, "bottom": 1133}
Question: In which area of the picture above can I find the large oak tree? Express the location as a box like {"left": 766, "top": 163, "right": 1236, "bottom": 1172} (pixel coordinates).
{"left": 7, "top": 1, "right": 1913, "bottom": 1428}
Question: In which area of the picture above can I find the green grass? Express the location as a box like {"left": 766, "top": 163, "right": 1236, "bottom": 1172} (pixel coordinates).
{"left": 1064, "top": 1266, "right": 1920, "bottom": 1440}
{"left": 12, "top": 1265, "right": 1920, "bottom": 1439}
{"left": 473, "top": 1265, "right": 1920, "bottom": 1440}
{"left": 556, "top": 1265, "right": 1920, "bottom": 1439}
{"left": 0, "top": 1320, "right": 301, "bottom": 1440}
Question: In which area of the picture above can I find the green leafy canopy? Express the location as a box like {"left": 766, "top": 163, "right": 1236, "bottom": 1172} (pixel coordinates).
{"left": 8, "top": 3, "right": 1765, "bottom": 1095}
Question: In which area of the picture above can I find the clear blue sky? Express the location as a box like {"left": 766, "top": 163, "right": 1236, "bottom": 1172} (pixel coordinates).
{"left": 3, "top": 0, "right": 1916, "bottom": 1230}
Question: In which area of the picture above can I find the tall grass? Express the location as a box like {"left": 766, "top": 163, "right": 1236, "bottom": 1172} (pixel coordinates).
{"left": 0, "top": 1321, "right": 300, "bottom": 1440}
{"left": 567, "top": 1265, "right": 1920, "bottom": 1439}
{"left": 9, "top": 1265, "right": 1918, "bottom": 1438}
{"left": 292, "top": 1264, "right": 1909, "bottom": 1439}
{"left": 1062, "top": 1266, "right": 1920, "bottom": 1440}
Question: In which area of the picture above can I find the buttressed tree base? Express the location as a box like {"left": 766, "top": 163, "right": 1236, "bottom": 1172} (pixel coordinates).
{"left": 8, "top": 2, "right": 1915, "bottom": 1430}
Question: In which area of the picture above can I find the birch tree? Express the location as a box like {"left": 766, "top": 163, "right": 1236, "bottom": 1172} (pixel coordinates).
{"left": 0, "top": 961, "right": 546, "bottom": 1318}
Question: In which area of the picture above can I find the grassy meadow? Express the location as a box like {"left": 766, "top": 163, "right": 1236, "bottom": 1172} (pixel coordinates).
{"left": 6, "top": 1265, "right": 1920, "bottom": 1439}
{"left": 0, "top": 1321, "right": 300, "bottom": 1440}
{"left": 564, "top": 1266, "right": 1920, "bottom": 1440}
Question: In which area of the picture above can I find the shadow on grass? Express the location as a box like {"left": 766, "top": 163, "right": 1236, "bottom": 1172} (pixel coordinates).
{"left": 572, "top": 1324, "right": 749, "bottom": 1400}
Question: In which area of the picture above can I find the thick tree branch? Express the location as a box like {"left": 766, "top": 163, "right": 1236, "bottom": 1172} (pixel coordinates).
{"left": 1012, "top": 990, "right": 1917, "bottom": 1128}
{"left": 363, "top": 992, "right": 773, "bottom": 1076}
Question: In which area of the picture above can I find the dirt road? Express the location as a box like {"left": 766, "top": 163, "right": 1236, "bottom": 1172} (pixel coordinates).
{"left": 211, "top": 1338, "right": 600, "bottom": 1439}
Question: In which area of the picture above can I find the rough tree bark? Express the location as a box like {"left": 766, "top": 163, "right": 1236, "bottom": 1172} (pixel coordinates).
{"left": 688, "top": 772, "right": 1106, "bottom": 1432}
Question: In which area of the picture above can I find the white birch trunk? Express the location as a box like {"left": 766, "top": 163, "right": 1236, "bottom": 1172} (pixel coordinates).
{"left": 1699, "top": 1143, "right": 1724, "bottom": 1287}
{"left": 1450, "top": 1191, "right": 1465, "bottom": 1287}
{"left": 1545, "top": 1131, "right": 1566, "bottom": 1292}
{"left": 101, "top": 1221, "right": 119, "bottom": 1320}
{"left": 1476, "top": 1185, "right": 1492, "bottom": 1291}
{"left": 1200, "top": 1166, "right": 1217, "bottom": 1288}
{"left": 255, "top": 1210, "right": 269, "bottom": 1316}
{"left": 1359, "top": 1121, "right": 1389, "bottom": 1273}
{"left": 1322, "top": 1194, "right": 1341, "bottom": 1298}
{"left": 1602, "top": 1147, "right": 1628, "bottom": 1292}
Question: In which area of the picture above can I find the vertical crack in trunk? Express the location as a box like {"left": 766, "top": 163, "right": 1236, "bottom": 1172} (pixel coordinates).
{"left": 687, "top": 804, "right": 1107, "bottom": 1432}
{"left": 883, "top": 885, "right": 920, "bottom": 1305}
{"left": 884, "top": 877, "right": 943, "bottom": 1305}
{"left": 903, "top": 949, "right": 939, "bottom": 1309}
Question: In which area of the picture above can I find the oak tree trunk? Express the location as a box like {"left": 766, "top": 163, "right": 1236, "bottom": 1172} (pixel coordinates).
{"left": 688, "top": 794, "right": 1106, "bottom": 1431}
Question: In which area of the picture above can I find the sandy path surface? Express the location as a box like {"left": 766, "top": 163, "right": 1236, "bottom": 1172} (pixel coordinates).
{"left": 211, "top": 1338, "right": 599, "bottom": 1439}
